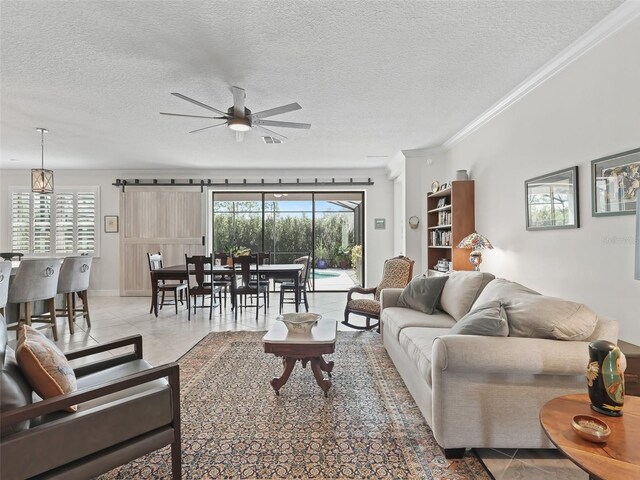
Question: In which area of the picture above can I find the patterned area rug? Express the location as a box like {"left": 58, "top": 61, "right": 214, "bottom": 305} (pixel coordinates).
{"left": 101, "top": 331, "right": 491, "bottom": 479}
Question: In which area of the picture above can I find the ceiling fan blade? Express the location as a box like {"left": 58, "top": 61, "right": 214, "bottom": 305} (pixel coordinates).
{"left": 250, "top": 102, "right": 301, "bottom": 119}
{"left": 255, "top": 125, "right": 287, "bottom": 141}
{"left": 189, "top": 123, "right": 227, "bottom": 134}
{"left": 160, "top": 112, "right": 226, "bottom": 119}
{"left": 235, "top": 131, "right": 245, "bottom": 143}
{"left": 254, "top": 119, "right": 311, "bottom": 129}
{"left": 171, "top": 93, "right": 230, "bottom": 117}
{"left": 232, "top": 86, "right": 246, "bottom": 118}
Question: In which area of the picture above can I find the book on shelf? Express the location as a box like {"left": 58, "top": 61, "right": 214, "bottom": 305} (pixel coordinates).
{"left": 430, "top": 230, "right": 452, "bottom": 246}
{"left": 437, "top": 211, "right": 451, "bottom": 225}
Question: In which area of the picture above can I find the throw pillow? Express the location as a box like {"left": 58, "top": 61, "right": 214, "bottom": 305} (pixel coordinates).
{"left": 449, "top": 301, "right": 509, "bottom": 337}
{"left": 439, "top": 271, "right": 495, "bottom": 320}
{"left": 15, "top": 325, "right": 77, "bottom": 412}
{"left": 397, "top": 275, "right": 448, "bottom": 314}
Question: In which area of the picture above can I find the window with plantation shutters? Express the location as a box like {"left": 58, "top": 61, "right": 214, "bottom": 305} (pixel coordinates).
{"left": 8, "top": 187, "right": 100, "bottom": 256}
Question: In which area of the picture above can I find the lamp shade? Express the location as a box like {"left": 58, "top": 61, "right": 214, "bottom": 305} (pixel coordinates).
{"left": 31, "top": 168, "right": 54, "bottom": 194}
{"left": 457, "top": 232, "right": 493, "bottom": 250}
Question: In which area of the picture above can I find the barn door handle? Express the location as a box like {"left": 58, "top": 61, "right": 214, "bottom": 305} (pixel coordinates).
{"left": 202, "top": 236, "right": 205, "bottom": 246}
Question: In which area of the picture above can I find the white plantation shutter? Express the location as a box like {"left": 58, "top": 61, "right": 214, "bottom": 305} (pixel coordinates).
{"left": 76, "top": 191, "right": 96, "bottom": 253}
{"left": 55, "top": 193, "right": 74, "bottom": 253}
{"left": 11, "top": 192, "right": 31, "bottom": 252}
{"left": 32, "top": 193, "right": 52, "bottom": 253}
{"left": 9, "top": 187, "right": 100, "bottom": 256}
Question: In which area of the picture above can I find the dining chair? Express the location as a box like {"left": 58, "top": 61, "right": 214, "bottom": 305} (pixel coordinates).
{"left": 56, "top": 256, "right": 92, "bottom": 334}
{"left": 279, "top": 255, "right": 311, "bottom": 313}
{"left": 212, "top": 252, "right": 232, "bottom": 308}
{"left": 0, "top": 261, "right": 11, "bottom": 317}
{"left": 231, "top": 254, "right": 268, "bottom": 320}
{"left": 185, "top": 254, "right": 221, "bottom": 320}
{"left": 147, "top": 252, "right": 187, "bottom": 315}
{"left": 252, "top": 251, "right": 271, "bottom": 306}
{"left": 7, "top": 258, "right": 62, "bottom": 340}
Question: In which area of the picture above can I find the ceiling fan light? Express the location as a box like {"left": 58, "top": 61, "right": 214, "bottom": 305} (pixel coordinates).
{"left": 228, "top": 117, "right": 251, "bottom": 132}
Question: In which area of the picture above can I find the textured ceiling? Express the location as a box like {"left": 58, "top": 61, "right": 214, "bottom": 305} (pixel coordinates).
{"left": 0, "top": 0, "right": 623, "bottom": 171}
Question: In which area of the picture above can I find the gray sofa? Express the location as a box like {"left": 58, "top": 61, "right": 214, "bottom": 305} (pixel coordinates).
{"left": 380, "top": 272, "right": 618, "bottom": 458}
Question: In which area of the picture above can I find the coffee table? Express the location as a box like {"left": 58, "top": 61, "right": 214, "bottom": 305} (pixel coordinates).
{"left": 540, "top": 393, "right": 640, "bottom": 480}
{"left": 262, "top": 319, "right": 337, "bottom": 397}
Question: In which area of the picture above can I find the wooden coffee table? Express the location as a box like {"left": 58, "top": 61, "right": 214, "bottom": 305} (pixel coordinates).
{"left": 262, "top": 319, "right": 337, "bottom": 397}
{"left": 540, "top": 394, "right": 640, "bottom": 480}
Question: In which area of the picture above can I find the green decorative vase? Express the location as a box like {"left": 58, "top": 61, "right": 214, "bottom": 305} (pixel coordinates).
{"left": 587, "top": 340, "right": 624, "bottom": 417}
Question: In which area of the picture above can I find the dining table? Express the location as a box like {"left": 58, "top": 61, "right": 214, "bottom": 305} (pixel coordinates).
{"left": 150, "top": 263, "right": 305, "bottom": 317}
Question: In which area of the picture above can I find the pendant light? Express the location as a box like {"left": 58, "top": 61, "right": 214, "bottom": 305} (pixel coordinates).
{"left": 31, "top": 127, "right": 53, "bottom": 194}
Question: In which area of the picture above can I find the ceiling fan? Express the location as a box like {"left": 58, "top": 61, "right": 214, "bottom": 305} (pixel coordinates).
{"left": 160, "top": 86, "right": 310, "bottom": 142}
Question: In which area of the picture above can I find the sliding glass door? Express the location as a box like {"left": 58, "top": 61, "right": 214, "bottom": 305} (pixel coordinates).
{"left": 211, "top": 191, "right": 364, "bottom": 291}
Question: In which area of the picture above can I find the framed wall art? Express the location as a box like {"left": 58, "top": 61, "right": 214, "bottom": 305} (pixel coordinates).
{"left": 525, "top": 166, "right": 579, "bottom": 230}
{"left": 104, "top": 215, "right": 119, "bottom": 233}
{"left": 591, "top": 147, "right": 640, "bottom": 216}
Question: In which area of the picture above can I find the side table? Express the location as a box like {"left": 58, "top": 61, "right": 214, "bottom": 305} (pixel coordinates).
{"left": 619, "top": 340, "right": 640, "bottom": 397}
{"left": 540, "top": 394, "right": 640, "bottom": 480}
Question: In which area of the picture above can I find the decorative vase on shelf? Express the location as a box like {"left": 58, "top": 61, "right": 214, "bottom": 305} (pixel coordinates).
{"left": 455, "top": 170, "right": 469, "bottom": 181}
{"left": 587, "top": 340, "right": 625, "bottom": 416}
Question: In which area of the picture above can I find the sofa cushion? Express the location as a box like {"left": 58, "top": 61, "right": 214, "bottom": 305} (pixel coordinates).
{"left": 472, "top": 278, "right": 598, "bottom": 340}
{"left": 1, "top": 347, "right": 33, "bottom": 437}
{"left": 438, "top": 271, "right": 495, "bottom": 321}
{"left": 449, "top": 301, "right": 509, "bottom": 337}
{"left": 383, "top": 307, "right": 455, "bottom": 341}
{"left": 15, "top": 325, "right": 77, "bottom": 412}
{"left": 397, "top": 275, "right": 448, "bottom": 314}
{"left": 398, "top": 327, "right": 451, "bottom": 386}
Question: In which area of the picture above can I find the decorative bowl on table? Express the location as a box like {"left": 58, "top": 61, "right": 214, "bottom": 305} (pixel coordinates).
{"left": 277, "top": 313, "right": 322, "bottom": 334}
{"left": 570, "top": 415, "right": 611, "bottom": 443}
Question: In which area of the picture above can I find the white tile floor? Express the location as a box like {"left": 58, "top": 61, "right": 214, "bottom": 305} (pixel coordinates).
{"left": 9, "top": 292, "right": 587, "bottom": 480}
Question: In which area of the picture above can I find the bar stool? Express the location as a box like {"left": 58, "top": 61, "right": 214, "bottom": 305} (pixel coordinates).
{"left": 56, "top": 256, "right": 92, "bottom": 334}
{"left": 7, "top": 258, "right": 62, "bottom": 340}
{"left": 0, "top": 260, "right": 11, "bottom": 317}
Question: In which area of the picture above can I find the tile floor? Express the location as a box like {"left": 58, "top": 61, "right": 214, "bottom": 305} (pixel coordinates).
{"left": 9, "top": 292, "right": 587, "bottom": 480}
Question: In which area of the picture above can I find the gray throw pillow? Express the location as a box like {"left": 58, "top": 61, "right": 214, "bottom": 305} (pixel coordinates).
{"left": 397, "top": 275, "right": 448, "bottom": 314}
{"left": 449, "top": 301, "right": 509, "bottom": 337}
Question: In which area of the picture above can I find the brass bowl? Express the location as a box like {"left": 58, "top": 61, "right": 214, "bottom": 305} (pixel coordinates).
{"left": 571, "top": 415, "right": 611, "bottom": 443}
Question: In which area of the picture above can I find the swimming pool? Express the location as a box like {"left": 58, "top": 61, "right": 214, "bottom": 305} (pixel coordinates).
{"left": 313, "top": 270, "right": 341, "bottom": 279}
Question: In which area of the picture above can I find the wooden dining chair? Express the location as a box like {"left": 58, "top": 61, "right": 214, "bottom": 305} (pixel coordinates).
{"left": 279, "top": 255, "right": 311, "bottom": 313}
{"left": 185, "top": 254, "right": 222, "bottom": 320}
{"left": 147, "top": 252, "right": 187, "bottom": 315}
{"left": 212, "top": 252, "right": 232, "bottom": 308}
{"left": 231, "top": 254, "right": 268, "bottom": 320}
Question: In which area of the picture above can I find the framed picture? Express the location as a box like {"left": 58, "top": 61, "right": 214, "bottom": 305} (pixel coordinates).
{"left": 591, "top": 147, "right": 640, "bottom": 216}
{"left": 104, "top": 215, "right": 119, "bottom": 233}
{"left": 436, "top": 198, "right": 447, "bottom": 208}
{"left": 525, "top": 166, "right": 579, "bottom": 231}
{"left": 439, "top": 182, "right": 449, "bottom": 191}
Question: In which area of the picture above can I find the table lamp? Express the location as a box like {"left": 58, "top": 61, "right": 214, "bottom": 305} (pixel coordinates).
{"left": 457, "top": 232, "right": 493, "bottom": 271}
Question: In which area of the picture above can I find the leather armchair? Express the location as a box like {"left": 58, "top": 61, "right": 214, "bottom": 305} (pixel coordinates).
{"left": 0, "top": 316, "right": 181, "bottom": 479}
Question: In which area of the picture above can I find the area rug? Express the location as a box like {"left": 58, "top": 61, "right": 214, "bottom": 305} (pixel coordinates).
{"left": 101, "top": 331, "right": 491, "bottom": 479}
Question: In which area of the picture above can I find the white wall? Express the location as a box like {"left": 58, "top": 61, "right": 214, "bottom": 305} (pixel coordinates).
{"left": 445, "top": 16, "right": 640, "bottom": 344}
{"left": 0, "top": 168, "right": 394, "bottom": 292}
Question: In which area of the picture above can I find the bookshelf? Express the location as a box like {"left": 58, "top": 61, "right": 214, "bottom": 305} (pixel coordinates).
{"left": 426, "top": 180, "right": 475, "bottom": 272}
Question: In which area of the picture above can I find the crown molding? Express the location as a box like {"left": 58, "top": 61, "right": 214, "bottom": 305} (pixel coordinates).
{"left": 442, "top": 0, "right": 640, "bottom": 150}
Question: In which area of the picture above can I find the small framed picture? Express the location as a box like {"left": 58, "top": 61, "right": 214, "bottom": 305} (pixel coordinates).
{"left": 439, "top": 182, "right": 449, "bottom": 191}
{"left": 104, "top": 215, "right": 119, "bottom": 233}
{"left": 374, "top": 218, "right": 386, "bottom": 230}
{"left": 436, "top": 198, "right": 447, "bottom": 208}
{"left": 591, "top": 147, "right": 640, "bottom": 216}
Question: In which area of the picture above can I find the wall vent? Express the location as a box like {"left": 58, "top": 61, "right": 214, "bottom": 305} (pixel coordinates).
{"left": 261, "top": 136, "right": 282, "bottom": 144}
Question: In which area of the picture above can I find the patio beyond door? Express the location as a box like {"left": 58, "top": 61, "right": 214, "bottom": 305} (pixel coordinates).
{"left": 211, "top": 191, "right": 364, "bottom": 291}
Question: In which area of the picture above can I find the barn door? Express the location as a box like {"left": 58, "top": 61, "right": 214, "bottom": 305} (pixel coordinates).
{"left": 120, "top": 188, "right": 205, "bottom": 296}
